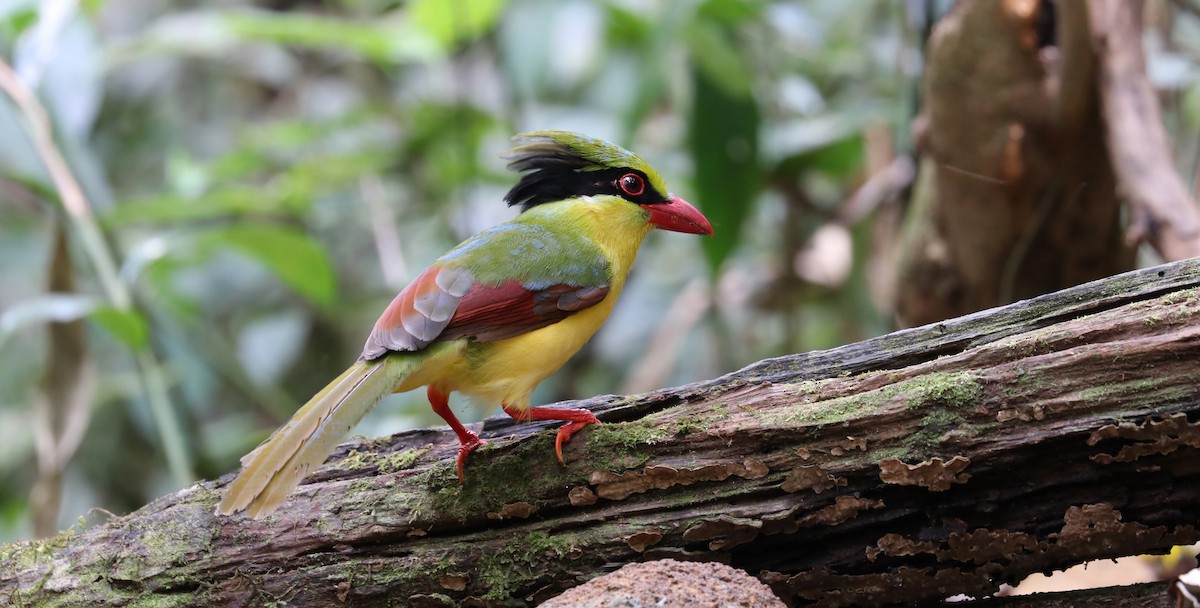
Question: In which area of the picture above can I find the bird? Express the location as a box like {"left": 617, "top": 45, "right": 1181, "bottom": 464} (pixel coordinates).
{"left": 217, "top": 130, "right": 714, "bottom": 518}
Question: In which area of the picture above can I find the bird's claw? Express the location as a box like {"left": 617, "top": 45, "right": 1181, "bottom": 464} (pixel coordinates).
{"left": 553, "top": 413, "right": 600, "bottom": 464}
{"left": 456, "top": 435, "right": 487, "bottom": 483}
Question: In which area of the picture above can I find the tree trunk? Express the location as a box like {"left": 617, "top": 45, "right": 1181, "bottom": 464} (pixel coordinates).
{"left": 896, "top": 0, "right": 1200, "bottom": 328}
{"left": 897, "top": 0, "right": 1136, "bottom": 328}
{"left": 3, "top": 258, "right": 1200, "bottom": 607}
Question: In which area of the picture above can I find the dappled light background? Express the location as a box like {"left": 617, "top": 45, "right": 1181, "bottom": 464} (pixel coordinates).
{"left": 2, "top": 0, "right": 917, "bottom": 538}
{"left": 3, "top": 0, "right": 1200, "bottom": 556}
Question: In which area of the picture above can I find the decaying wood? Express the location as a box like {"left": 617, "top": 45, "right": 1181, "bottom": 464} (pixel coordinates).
{"left": 3, "top": 258, "right": 1200, "bottom": 607}
{"left": 962, "top": 582, "right": 1173, "bottom": 607}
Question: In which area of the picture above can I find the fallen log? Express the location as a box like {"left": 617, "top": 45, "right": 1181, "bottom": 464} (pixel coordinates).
{"left": 3, "top": 258, "right": 1200, "bottom": 607}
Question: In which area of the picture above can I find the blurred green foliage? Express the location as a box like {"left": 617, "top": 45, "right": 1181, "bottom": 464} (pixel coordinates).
{"left": 0, "top": 0, "right": 930, "bottom": 539}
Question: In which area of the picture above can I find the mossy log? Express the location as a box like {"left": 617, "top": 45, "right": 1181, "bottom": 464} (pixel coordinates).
{"left": 4, "top": 258, "right": 1200, "bottom": 607}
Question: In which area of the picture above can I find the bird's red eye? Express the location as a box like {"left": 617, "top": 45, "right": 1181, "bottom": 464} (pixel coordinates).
{"left": 617, "top": 173, "right": 645, "bottom": 197}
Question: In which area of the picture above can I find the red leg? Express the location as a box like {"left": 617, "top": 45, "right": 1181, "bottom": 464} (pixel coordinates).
{"left": 502, "top": 404, "right": 600, "bottom": 464}
{"left": 428, "top": 387, "right": 485, "bottom": 482}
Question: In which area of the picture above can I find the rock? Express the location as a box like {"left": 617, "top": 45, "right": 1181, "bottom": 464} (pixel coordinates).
{"left": 539, "top": 559, "right": 784, "bottom": 608}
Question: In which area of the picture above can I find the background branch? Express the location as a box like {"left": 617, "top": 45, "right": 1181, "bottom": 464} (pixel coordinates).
{"left": 1091, "top": 0, "right": 1200, "bottom": 260}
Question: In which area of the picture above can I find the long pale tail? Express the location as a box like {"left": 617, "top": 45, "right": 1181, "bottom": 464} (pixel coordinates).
{"left": 217, "top": 355, "right": 415, "bottom": 518}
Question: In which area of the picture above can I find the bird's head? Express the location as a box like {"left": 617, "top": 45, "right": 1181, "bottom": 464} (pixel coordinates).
{"left": 502, "top": 131, "right": 714, "bottom": 236}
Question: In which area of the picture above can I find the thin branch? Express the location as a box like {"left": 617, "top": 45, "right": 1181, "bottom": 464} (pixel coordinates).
{"left": 359, "top": 174, "right": 408, "bottom": 290}
{"left": 30, "top": 223, "right": 94, "bottom": 538}
{"left": 0, "top": 58, "right": 194, "bottom": 485}
{"left": 1090, "top": 0, "right": 1200, "bottom": 259}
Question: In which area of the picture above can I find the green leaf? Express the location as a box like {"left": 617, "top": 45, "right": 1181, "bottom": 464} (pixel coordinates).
{"left": 697, "top": 0, "right": 763, "bottom": 24}
{"left": 409, "top": 0, "right": 507, "bottom": 48}
{"left": 103, "top": 186, "right": 302, "bottom": 226}
{"left": 688, "top": 67, "right": 761, "bottom": 272}
{"left": 278, "top": 151, "right": 394, "bottom": 201}
{"left": 91, "top": 306, "right": 150, "bottom": 351}
{"left": 683, "top": 20, "right": 753, "bottom": 97}
{"left": 604, "top": 4, "right": 653, "bottom": 47}
{"left": 103, "top": 150, "right": 391, "bottom": 227}
{"left": 0, "top": 167, "right": 56, "bottom": 203}
{"left": 223, "top": 9, "right": 439, "bottom": 64}
{"left": 201, "top": 225, "right": 337, "bottom": 308}
{"left": 0, "top": 2, "right": 38, "bottom": 39}
{"left": 0, "top": 295, "right": 148, "bottom": 352}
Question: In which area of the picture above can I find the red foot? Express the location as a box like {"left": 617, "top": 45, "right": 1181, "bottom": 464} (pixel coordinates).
{"left": 429, "top": 387, "right": 487, "bottom": 483}
{"left": 503, "top": 404, "right": 600, "bottom": 464}
{"left": 455, "top": 434, "right": 487, "bottom": 483}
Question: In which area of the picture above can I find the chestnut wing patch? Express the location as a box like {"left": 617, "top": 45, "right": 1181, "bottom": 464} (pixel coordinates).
{"left": 439, "top": 281, "right": 610, "bottom": 342}
{"left": 360, "top": 266, "right": 609, "bottom": 360}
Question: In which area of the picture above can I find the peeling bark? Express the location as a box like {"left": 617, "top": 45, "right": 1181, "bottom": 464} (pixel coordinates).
{"left": 3, "top": 259, "right": 1200, "bottom": 606}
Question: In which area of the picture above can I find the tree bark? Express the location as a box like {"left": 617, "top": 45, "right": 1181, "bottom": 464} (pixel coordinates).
{"left": 3, "top": 258, "right": 1200, "bottom": 607}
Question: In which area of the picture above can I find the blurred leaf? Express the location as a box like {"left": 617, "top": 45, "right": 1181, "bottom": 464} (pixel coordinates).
{"left": 17, "top": 8, "right": 102, "bottom": 141}
{"left": 0, "top": 166, "right": 56, "bottom": 200}
{"left": 604, "top": 4, "right": 653, "bottom": 47}
{"left": 166, "top": 149, "right": 210, "bottom": 198}
{"left": 0, "top": 1, "right": 37, "bottom": 45}
{"left": 0, "top": 97, "right": 51, "bottom": 188}
{"left": 683, "top": 19, "right": 753, "bottom": 97}
{"left": 614, "top": 0, "right": 691, "bottom": 137}
{"left": 104, "top": 150, "right": 391, "bottom": 226}
{"left": 103, "top": 186, "right": 303, "bottom": 226}
{"left": 0, "top": 294, "right": 102, "bottom": 347}
{"left": 761, "top": 110, "right": 870, "bottom": 165}
{"left": 281, "top": 151, "right": 393, "bottom": 201}
{"left": 497, "top": 1, "right": 550, "bottom": 99}
{"left": 1182, "top": 85, "right": 1200, "bottom": 131}
{"left": 697, "top": 0, "right": 763, "bottom": 24}
{"left": 141, "top": 256, "right": 202, "bottom": 320}
{"left": 200, "top": 225, "right": 336, "bottom": 308}
{"left": 91, "top": 306, "right": 150, "bottom": 351}
{"left": 0, "top": 294, "right": 147, "bottom": 351}
{"left": 688, "top": 67, "right": 761, "bottom": 272}
{"left": 207, "top": 149, "right": 272, "bottom": 182}
{"left": 410, "top": 0, "right": 507, "bottom": 48}
{"left": 13, "top": 4, "right": 118, "bottom": 211}
{"left": 772, "top": 133, "right": 863, "bottom": 180}
{"left": 238, "top": 106, "right": 396, "bottom": 154}
{"left": 402, "top": 103, "right": 496, "bottom": 197}
{"left": 79, "top": 0, "right": 105, "bottom": 16}
{"left": 0, "top": 493, "right": 25, "bottom": 534}
{"left": 223, "top": 9, "right": 439, "bottom": 64}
